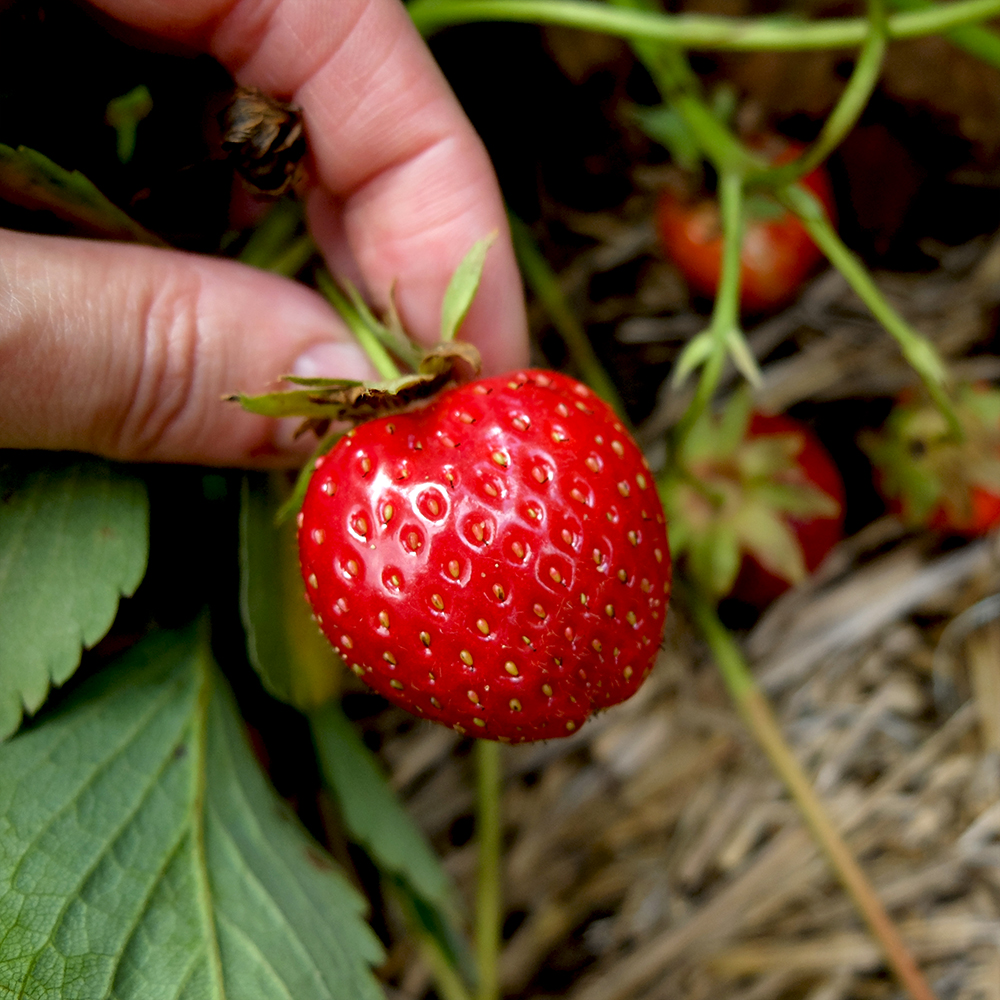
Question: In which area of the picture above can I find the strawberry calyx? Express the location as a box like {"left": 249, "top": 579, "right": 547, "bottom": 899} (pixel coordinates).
{"left": 231, "top": 340, "right": 482, "bottom": 431}
{"left": 660, "top": 390, "right": 841, "bottom": 599}
{"left": 229, "top": 235, "right": 494, "bottom": 522}
{"left": 863, "top": 382, "right": 1000, "bottom": 534}
{"left": 231, "top": 232, "right": 495, "bottom": 429}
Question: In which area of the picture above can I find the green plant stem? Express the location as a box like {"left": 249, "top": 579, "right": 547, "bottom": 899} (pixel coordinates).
{"left": 887, "top": 0, "right": 1000, "bottom": 67}
{"left": 238, "top": 199, "right": 305, "bottom": 270}
{"left": 670, "top": 170, "right": 756, "bottom": 453}
{"left": 508, "top": 213, "right": 628, "bottom": 421}
{"left": 710, "top": 169, "right": 747, "bottom": 362}
{"left": 609, "top": 2, "right": 753, "bottom": 173}
{"left": 419, "top": 932, "right": 476, "bottom": 1000}
{"left": 682, "top": 583, "right": 940, "bottom": 1000}
{"left": 755, "top": 0, "right": 888, "bottom": 187}
{"left": 474, "top": 739, "right": 502, "bottom": 1000}
{"left": 269, "top": 233, "right": 317, "bottom": 278}
{"left": 409, "top": 0, "right": 1000, "bottom": 49}
{"left": 779, "top": 183, "right": 962, "bottom": 438}
{"left": 315, "top": 270, "right": 403, "bottom": 380}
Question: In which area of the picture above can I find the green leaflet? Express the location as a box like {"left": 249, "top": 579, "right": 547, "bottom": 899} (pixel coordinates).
{"left": 312, "top": 703, "right": 455, "bottom": 910}
{"left": 312, "top": 704, "right": 471, "bottom": 975}
{"left": 439, "top": 232, "right": 497, "bottom": 343}
{"left": 0, "top": 626, "right": 384, "bottom": 1000}
{"left": 0, "top": 142, "right": 166, "bottom": 246}
{"left": 0, "top": 452, "right": 149, "bottom": 740}
{"left": 239, "top": 473, "right": 342, "bottom": 711}
{"left": 105, "top": 85, "right": 153, "bottom": 164}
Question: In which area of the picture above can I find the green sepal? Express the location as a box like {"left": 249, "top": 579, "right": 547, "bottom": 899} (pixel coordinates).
{"left": 726, "top": 327, "right": 763, "bottom": 386}
{"left": 671, "top": 326, "right": 761, "bottom": 389}
{"left": 688, "top": 518, "right": 742, "bottom": 598}
{"left": 440, "top": 232, "right": 497, "bottom": 343}
{"left": 672, "top": 329, "right": 716, "bottom": 388}
{"left": 862, "top": 382, "right": 1000, "bottom": 526}
{"left": 662, "top": 392, "right": 840, "bottom": 598}
{"left": 731, "top": 498, "right": 809, "bottom": 586}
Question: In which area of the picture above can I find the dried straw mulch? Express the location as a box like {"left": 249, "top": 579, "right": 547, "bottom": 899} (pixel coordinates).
{"left": 365, "top": 221, "right": 1000, "bottom": 1000}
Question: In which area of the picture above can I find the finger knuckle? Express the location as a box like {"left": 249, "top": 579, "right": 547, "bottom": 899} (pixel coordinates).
{"left": 109, "top": 267, "right": 203, "bottom": 461}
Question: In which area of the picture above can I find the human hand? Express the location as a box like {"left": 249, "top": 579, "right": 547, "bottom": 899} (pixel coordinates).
{"left": 0, "top": 0, "right": 528, "bottom": 467}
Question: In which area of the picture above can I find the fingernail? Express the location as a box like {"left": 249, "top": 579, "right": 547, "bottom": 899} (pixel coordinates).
{"left": 293, "top": 341, "right": 374, "bottom": 381}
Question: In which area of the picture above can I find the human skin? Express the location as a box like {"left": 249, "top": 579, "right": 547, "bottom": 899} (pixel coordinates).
{"left": 0, "top": 0, "right": 529, "bottom": 466}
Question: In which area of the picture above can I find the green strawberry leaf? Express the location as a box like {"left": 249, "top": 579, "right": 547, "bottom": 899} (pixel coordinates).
{"left": 0, "top": 626, "right": 384, "bottom": 1000}
{"left": 240, "top": 473, "right": 342, "bottom": 711}
{"left": 0, "top": 143, "right": 166, "bottom": 246}
{"left": 440, "top": 232, "right": 497, "bottom": 343}
{"left": 311, "top": 704, "right": 472, "bottom": 979}
{"left": 0, "top": 452, "right": 149, "bottom": 741}
{"left": 311, "top": 704, "right": 460, "bottom": 920}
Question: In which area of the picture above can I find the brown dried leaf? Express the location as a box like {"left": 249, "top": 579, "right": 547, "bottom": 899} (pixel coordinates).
{"left": 220, "top": 86, "right": 307, "bottom": 199}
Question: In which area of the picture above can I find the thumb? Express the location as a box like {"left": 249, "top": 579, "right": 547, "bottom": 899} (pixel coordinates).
{"left": 0, "top": 229, "right": 376, "bottom": 467}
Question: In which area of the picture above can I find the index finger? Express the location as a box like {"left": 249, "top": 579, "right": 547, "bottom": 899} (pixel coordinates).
{"left": 90, "top": 0, "right": 529, "bottom": 375}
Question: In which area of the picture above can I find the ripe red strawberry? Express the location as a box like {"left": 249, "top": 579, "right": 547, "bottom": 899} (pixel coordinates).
{"left": 660, "top": 393, "right": 844, "bottom": 609}
{"left": 297, "top": 370, "right": 671, "bottom": 742}
{"left": 656, "top": 136, "right": 836, "bottom": 314}
{"left": 863, "top": 383, "right": 1000, "bottom": 536}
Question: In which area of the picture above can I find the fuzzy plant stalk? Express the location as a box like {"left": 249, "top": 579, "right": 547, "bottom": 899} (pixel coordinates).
{"left": 682, "top": 584, "right": 940, "bottom": 1000}
{"left": 409, "top": 0, "right": 1000, "bottom": 50}
{"left": 779, "top": 182, "right": 962, "bottom": 438}
{"left": 508, "top": 211, "right": 628, "bottom": 420}
{"left": 667, "top": 168, "right": 758, "bottom": 456}
{"left": 475, "top": 739, "right": 503, "bottom": 1000}
{"left": 755, "top": 0, "right": 888, "bottom": 186}
{"left": 420, "top": 936, "right": 476, "bottom": 1000}
{"left": 886, "top": 0, "right": 1000, "bottom": 67}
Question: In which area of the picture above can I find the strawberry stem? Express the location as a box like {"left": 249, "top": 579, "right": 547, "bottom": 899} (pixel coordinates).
{"left": 420, "top": 934, "right": 476, "bottom": 1000}
{"left": 751, "top": 0, "right": 887, "bottom": 189}
{"left": 409, "top": 0, "right": 1000, "bottom": 49}
{"left": 508, "top": 211, "right": 628, "bottom": 420}
{"left": 681, "top": 582, "right": 940, "bottom": 1000}
{"left": 778, "top": 182, "right": 963, "bottom": 439}
{"left": 315, "top": 270, "right": 404, "bottom": 379}
{"left": 669, "top": 169, "right": 758, "bottom": 455}
{"left": 474, "top": 739, "right": 503, "bottom": 1000}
